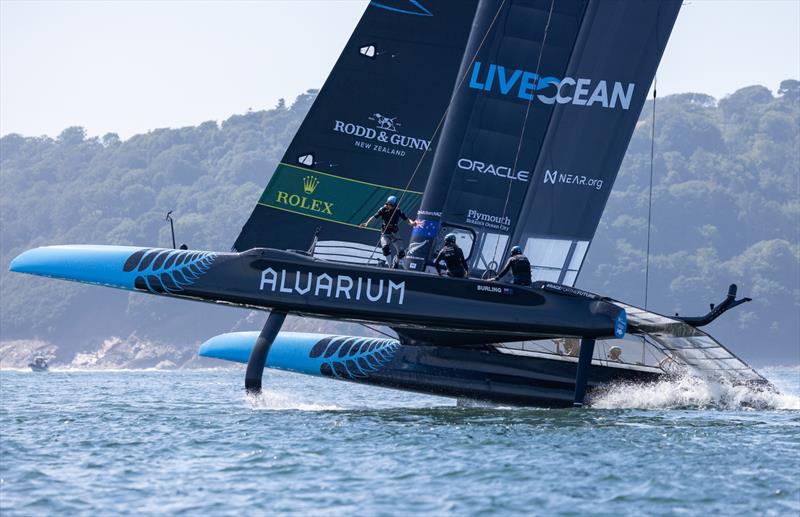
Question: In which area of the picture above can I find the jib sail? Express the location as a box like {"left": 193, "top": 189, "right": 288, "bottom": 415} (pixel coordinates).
{"left": 233, "top": 1, "right": 479, "bottom": 264}
{"left": 406, "top": 0, "right": 682, "bottom": 285}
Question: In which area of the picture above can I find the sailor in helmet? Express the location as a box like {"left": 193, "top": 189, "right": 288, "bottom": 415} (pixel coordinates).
{"left": 490, "top": 245, "right": 531, "bottom": 286}
{"left": 434, "top": 233, "right": 470, "bottom": 278}
{"left": 359, "top": 195, "right": 416, "bottom": 268}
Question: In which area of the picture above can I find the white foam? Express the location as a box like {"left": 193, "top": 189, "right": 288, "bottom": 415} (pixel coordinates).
{"left": 244, "top": 390, "right": 343, "bottom": 411}
{"left": 589, "top": 371, "right": 800, "bottom": 410}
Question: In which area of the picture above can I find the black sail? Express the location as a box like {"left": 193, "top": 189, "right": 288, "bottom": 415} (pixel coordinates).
{"left": 407, "top": 0, "right": 589, "bottom": 273}
{"left": 512, "top": 0, "right": 682, "bottom": 286}
{"left": 233, "top": 1, "right": 479, "bottom": 265}
{"left": 407, "top": 0, "right": 682, "bottom": 283}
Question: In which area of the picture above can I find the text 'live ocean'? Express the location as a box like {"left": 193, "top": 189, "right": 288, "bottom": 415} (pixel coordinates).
{"left": 469, "top": 61, "right": 635, "bottom": 110}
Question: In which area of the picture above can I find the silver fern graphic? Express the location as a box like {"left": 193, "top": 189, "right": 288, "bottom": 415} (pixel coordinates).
{"left": 309, "top": 336, "right": 399, "bottom": 379}
{"left": 123, "top": 248, "right": 217, "bottom": 294}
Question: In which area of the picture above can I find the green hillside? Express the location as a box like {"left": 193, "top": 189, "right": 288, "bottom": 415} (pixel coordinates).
{"left": 1, "top": 82, "right": 798, "bottom": 365}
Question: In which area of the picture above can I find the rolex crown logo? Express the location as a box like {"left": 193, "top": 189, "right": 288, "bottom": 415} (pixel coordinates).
{"left": 303, "top": 176, "right": 320, "bottom": 194}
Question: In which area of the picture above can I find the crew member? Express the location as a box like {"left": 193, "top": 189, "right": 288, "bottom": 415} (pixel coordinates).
{"left": 490, "top": 246, "right": 531, "bottom": 286}
{"left": 434, "top": 234, "right": 469, "bottom": 278}
{"left": 555, "top": 338, "right": 580, "bottom": 357}
{"left": 359, "top": 196, "right": 415, "bottom": 268}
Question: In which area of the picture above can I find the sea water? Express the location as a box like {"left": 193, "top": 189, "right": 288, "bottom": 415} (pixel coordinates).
{"left": 1, "top": 367, "right": 798, "bottom": 516}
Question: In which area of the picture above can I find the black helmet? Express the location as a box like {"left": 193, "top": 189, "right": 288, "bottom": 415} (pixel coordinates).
{"left": 444, "top": 233, "right": 457, "bottom": 244}
{"left": 510, "top": 245, "right": 523, "bottom": 256}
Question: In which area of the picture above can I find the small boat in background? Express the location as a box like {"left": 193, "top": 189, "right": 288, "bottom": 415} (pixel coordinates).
{"left": 28, "top": 357, "right": 49, "bottom": 372}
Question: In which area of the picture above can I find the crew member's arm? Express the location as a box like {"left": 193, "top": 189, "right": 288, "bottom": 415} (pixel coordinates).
{"left": 359, "top": 209, "right": 382, "bottom": 228}
{"left": 491, "top": 258, "right": 512, "bottom": 282}
{"left": 398, "top": 210, "right": 416, "bottom": 227}
{"left": 434, "top": 249, "right": 446, "bottom": 276}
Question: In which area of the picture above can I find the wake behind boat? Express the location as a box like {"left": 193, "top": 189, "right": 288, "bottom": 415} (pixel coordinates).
{"left": 8, "top": 0, "right": 773, "bottom": 406}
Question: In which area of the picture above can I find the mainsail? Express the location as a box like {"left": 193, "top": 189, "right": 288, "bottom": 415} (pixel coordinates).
{"left": 236, "top": 0, "right": 681, "bottom": 277}
{"left": 233, "top": 1, "right": 479, "bottom": 264}
{"left": 406, "top": 0, "right": 682, "bottom": 284}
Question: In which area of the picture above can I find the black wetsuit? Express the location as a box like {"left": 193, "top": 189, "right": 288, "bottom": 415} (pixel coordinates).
{"left": 495, "top": 254, "right": 531, "bottom": 286}
{"left": 374, "top": 205, "right": 409, "bottom": 234}
{"left": 374, "top": 205, "right": 410, "bottom": 264}
{"left": 434, "top": 244, "right": 469, "bottom": 278}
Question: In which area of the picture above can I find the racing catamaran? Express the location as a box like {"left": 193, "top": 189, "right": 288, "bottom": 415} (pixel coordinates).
{"left": 9, "top": 0, "right": 769, "bottom": 406}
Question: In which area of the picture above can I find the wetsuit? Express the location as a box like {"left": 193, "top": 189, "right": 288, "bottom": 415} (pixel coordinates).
{"left": 374, "top": 205, "right": 410, "bottom": 235}
{"left": 374, "top": 205, "right": 410, "bottom": 264}
{"left": 434, "top": 244, "right": 469, "bottom": 278}
{"left": 495, "top": 254, "right": 531, "bottom": 286}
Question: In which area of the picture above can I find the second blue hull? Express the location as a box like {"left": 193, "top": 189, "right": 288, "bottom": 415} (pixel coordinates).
{"left": 200, "top": 332, "right": 660, "bottom": 407}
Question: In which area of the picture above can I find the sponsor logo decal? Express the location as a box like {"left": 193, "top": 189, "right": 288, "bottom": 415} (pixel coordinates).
{"left": 466, "top": 209, "right": 511, "bottom": 232}
{"left": 541, "top": 282, "right": 598, "bottom": 299}
{"left": 458, "top": 158, "right": 530, "bottom": 182}
{"left": 275, "top": 175, "right": 334, "bottom": 215}
{"left": 260, "top": 163, "right": 423, "bottom": 227}
{"left": 406, "top": 240, "right": 429, "bottom": 256}
{"left": 477, "top": 284, "right": 513, "bottom": 295}
{"left": 370, "top": 113, "right": 398, "bottom": 132}
{"left": 259, "top": 267, "right": 405, "bottom": 305}
{"left": 543, "top": 169, "right": 603, "bottom": 190}
{"left": 469, "top": 61, "right": 635, "bottom": 110}
{"left": 302, "top": 176, "right": 320, "bottom": 194}
{"left": 333, "top": 112, "right": 431, "bottom": 157}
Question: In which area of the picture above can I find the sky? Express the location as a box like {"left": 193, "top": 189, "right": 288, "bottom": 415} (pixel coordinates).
{"left": 1, "top": 0, "right": 798, "bottom": 140}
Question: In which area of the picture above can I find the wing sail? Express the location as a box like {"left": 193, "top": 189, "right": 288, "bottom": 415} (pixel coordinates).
{"left": 510, "top": 0, "right": 683, "bottom": 285}
{"left": 233, "top": 1, "right": 480, "bottom": 263}
{"left": 407, "top": 0, "right": 682, "bottom": 283}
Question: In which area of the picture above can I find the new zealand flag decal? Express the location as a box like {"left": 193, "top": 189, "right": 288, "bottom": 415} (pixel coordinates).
{"left": 412, "top": 219, "right": 439, "bottom": 239}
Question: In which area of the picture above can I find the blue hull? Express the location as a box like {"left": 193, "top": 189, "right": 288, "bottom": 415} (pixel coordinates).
{"left": 200, "top": 331, "right": 660, "bottom": 407}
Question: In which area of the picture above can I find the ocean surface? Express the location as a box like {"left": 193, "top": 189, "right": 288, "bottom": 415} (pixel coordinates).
{"left": 1, "top": 367, "right": 798, "bottom": 516}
